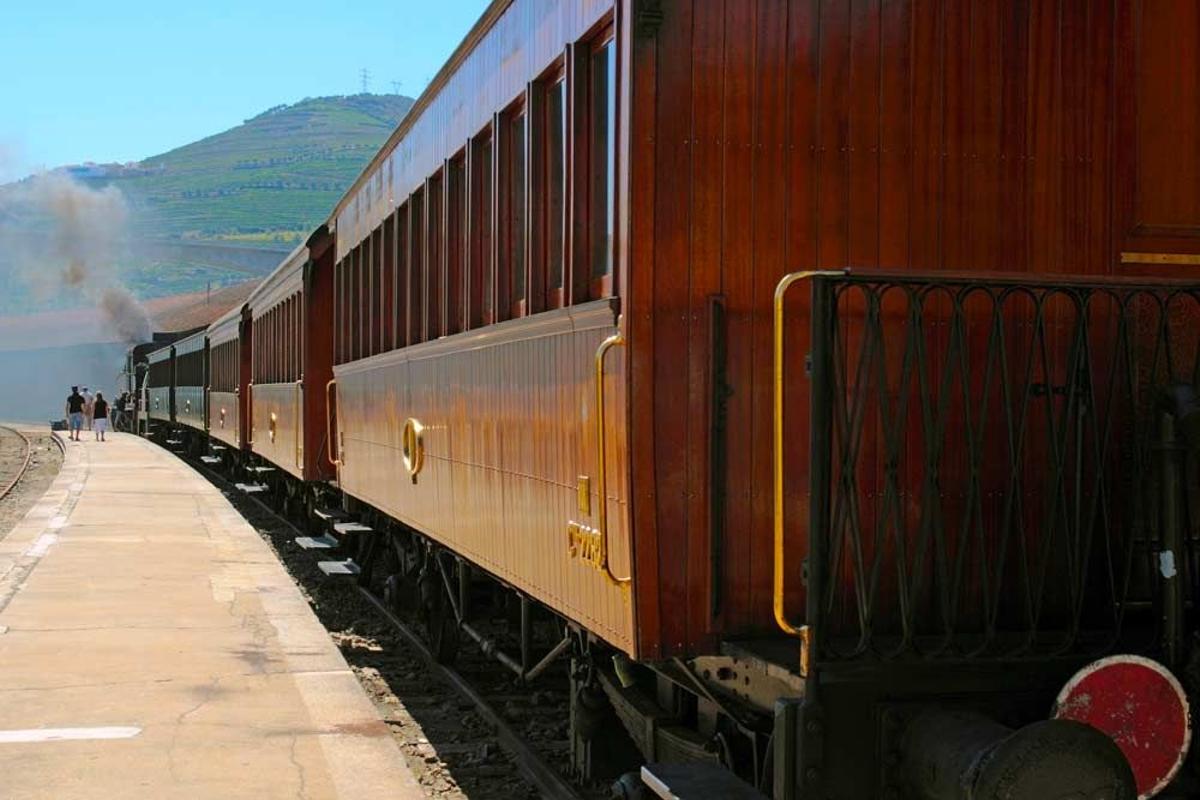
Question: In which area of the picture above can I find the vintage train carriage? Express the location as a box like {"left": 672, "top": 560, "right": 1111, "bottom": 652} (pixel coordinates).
{"left": 144, "top": 343, "right": 174, "bottom": 425}
{"left": 172, "top": 329, "right": 207, "bottom": 434}
{"left": 245, "top": 239, "right": 336, "bottom": 482}
{"left": 207, "top": 304, "right": 250, "bottom": 451}
{"left": 321, "top": 0, "right": 1200, "bottom": 796}
{"left": 327, "top": 0, "right": 634, "bottom": 652}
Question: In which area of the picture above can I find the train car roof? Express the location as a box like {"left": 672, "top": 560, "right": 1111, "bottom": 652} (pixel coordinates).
{"left": 246, "top": 241, "right": 308, "bottom": 319}
{"left": 173, "top": 328, "right": 207, "bottom": 356}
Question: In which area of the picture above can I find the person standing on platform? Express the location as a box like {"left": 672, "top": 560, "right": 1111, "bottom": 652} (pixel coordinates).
{"left": 82, "top": 386, "right": 95, "bottom": 430}
{"left": 66, "top": 386, "right": 85, "bottom": 442}
{"left": 92, "top": 393, "right": 109, "bottom": 442}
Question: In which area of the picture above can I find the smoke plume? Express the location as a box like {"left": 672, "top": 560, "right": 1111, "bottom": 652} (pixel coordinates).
{"left": 0, "top": 171, "right": 151, "bottom": 344}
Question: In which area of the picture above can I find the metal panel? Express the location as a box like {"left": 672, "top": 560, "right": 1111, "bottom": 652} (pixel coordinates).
{"left": 175, "top": 386, "right": 206, "bottom": 433}
{"left": 334, "top": 299, "right": 635, "bottom": 653}
{"left": 249, "top": 382, "right": 304, "bottom": 480}
{"left": 208, "top": 390, "right": 240, "bottom": 448}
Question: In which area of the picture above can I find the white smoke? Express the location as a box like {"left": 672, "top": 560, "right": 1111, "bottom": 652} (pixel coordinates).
{"left": 0, "top": 171, "right": 151, "bottom": 344}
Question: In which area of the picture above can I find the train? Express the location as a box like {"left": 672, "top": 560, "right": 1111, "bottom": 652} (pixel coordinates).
{"left": 127, "top": 1, "right": 1200, "bottom": 798}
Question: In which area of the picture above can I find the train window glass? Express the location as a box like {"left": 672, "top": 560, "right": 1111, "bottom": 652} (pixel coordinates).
{"left": 469, "top": 129, "right": 494, "bottom": 328}
{"left": 500, "top": 102, "right": 528, "bottom": 319}
{"left": 395, "top": 202, "right": 409, "bottom": 349}
{"left": 373, "top": 230, "right": 384, "bottom": 356}
{"left": 334, "top": 259, "right": 342, "bottom": 364}
{"left": 356, "top": 244, "right": 365, "bottom": 359}
{"left": 447, "top": 152, "right": 466, "bottom": 335}
{"left": 427, "top": 172, "right": 444, "bottom": 340}
{"left": 382, "top": 214, "right": 395, "bottom": 351}
{"left": 545, "top": 71, "right": 567, "bottom": 309}
{"left": 347, "top": 249, "right": 358, "bottom": 361}
{"left": 409, "top": 187, "right": 426, "bottom": 345}
{"left": 589, "top": 32, "right": 616, "bottom": 296}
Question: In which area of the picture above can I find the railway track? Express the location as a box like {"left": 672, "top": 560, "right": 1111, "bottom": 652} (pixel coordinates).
{"left": 0, "top": 426, "right": 33, "bottom": 503}
{"left": 183, "top": 450, "right": 599, "bottom": 800}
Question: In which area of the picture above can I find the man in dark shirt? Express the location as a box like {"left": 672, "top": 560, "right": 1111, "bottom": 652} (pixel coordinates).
{"left": 66, "top": 386, "right": 85, "bottom": 441}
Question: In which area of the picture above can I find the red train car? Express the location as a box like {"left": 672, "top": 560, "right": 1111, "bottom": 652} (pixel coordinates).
{"left": 121, "top": 1, "right": 1200, "bottom": 796}
{"left": 317, "top": 1, "right": 1200, "bottom": 796}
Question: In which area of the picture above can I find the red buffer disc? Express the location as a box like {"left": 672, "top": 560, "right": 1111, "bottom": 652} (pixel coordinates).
{"left": 1054, "top": 655, "right": 1191, "bottom": 799}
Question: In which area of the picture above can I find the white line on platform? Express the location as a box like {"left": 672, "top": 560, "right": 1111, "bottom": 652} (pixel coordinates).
{"left": 24, "top": 534, "right": 58, "bottom": 558}
{"left": 47, "top": 516, "right": 68, "bottom": 529}
{"left": 0, "top": 726, "right": 141, "bottom": 744}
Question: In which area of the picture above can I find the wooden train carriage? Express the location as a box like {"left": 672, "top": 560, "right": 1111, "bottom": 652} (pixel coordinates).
{"left": 172, "top": 330, "right": 207, "bottom": 434}
{"left": 246, "top": 241, "right": 336, "bottom": 482}
{"left": 328, "top": 0, "right": 634, "bottom": 652}
{"left": 145, "top": 343, "right": 174, "bottom": 424}
{"left": 207, "top": 304, "right": 250, "bottom": 450}
{"left": 248, "top": 246, "right": 305, "bottom": 477}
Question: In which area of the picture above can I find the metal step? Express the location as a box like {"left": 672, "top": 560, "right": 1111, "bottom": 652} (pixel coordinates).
{"left": 248, "top": 466, "right": 276, "bottom": 474}
{"left": 295, "top": 535, "right": 338, "bottom": 551}
{"left": 317, "top": 559, "right": 361, "bottom": 578}
{"left": 210, "top": 444, "right": 227, "bottom": 451}
{"left": 234, "top": 483, "right": 269, "bottom": 494}
{"left": 165, "top": 439, "right": 183, "bottom": 446}
{"left": 640, "top": 764, "right": 767, "bottom": 800}
{"left": 333, "top": 522, "right": 373, "bottom": 536}
{"left": 200, "top": 455, "right": 222, "bottom": 464}
{"left": 313, "top": 507, "right": 348, "bottom": 522}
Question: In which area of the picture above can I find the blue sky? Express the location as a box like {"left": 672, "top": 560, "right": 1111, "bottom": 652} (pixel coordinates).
{"left": 0, "top": 0, "right": 489, "bottom": 181}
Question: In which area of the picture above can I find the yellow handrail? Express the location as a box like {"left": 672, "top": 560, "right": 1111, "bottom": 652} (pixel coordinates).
{"left": 295, "top": 378, "right": 303, "bottom": 470}
{"left": 594, "top": 330, "right": 631, "bottom": 586}
{"left": 773, "top": 270, "right": 843, "bottom": 677}
{"left": 324, "top": 379, "right": 340, "bottom": 467}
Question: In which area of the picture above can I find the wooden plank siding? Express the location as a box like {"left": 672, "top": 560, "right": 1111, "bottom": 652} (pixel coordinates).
{"left": 626, "top": 0, "right": 1200, "bottom": 658}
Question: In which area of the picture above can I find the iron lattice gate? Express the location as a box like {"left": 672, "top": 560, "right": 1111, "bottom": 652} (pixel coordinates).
{"left": 785, "top": 271, "right": 1200, "bottom": 670}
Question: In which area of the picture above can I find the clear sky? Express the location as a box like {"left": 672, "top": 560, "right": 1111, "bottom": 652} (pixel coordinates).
{"left": 0, "top": 0, "right": 489, "bottom": 181}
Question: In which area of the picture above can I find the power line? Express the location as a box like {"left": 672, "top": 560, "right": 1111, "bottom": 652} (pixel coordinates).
{"left": 390, "top": 80, "right": 403, "bottom": 95}
{"left": 359, "top": 68, "right": 372, "bottom": 94}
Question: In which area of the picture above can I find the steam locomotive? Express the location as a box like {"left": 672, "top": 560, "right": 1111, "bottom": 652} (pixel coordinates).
{"left": 127, "top": 1, "right": 1200, "bottom": 797}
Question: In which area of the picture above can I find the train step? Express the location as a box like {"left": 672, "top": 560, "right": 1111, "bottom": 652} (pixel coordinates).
{"left": 200, "top": 456, "right": 222, "bottom": 464}
{"left": 332, "top": 522, "right": 373, "bottom": 536}
{"left": 210, "top": 444, "right": 227, "bottom": 451}
{"left": 640, "top": 763, "right": 767, "bottom": 800}
{"left": 234, "top": 483, "right": 269, "bottom": 494}
{"left": 313, "top": 507, "right": 348, "bottom": 522}
{"left": 317, "top": 559, "right": 361, "bottom": 578}
{"left": 248, "top": 466, "right": 276, "bottom": 474}
{"left": 165, "top": 439, "right": 183, "bottom": 446}
{"left": 295, "top": 535, "right": 338, "bottom": 551}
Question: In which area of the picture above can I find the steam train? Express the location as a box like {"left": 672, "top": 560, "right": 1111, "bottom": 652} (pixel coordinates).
{"left": 127, "top": 1, "right": 1200, "bottom": 797}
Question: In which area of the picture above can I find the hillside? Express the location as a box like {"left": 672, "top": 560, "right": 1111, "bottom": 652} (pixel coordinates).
{"left": 101, "top": 93, "right": 414, "bottom": 246}
{"left": 0, "top": 94, "right": 413, "bottom": 314}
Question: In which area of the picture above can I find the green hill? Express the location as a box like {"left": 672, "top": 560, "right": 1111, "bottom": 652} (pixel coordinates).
{"left": 113, "top": 93, "right": 414, "bottom": 246}
{"left": 0, "top": 94, "right": 412, "bottom": 314}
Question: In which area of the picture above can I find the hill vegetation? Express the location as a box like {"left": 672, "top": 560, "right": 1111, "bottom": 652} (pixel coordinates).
{"left": 0, "top": 94, "right": 413, "bottom": 313}
{"left": 109, "top": 93, "right": 414, "bottom": 245}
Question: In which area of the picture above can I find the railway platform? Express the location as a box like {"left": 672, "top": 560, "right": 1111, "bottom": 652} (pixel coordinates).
{"left": 0, "top": 432, "right": 424, "bottom": 799}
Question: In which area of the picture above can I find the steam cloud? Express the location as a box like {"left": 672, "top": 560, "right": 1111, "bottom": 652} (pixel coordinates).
{"left": 0, "top": 171, "right": 151, "bottom": 344}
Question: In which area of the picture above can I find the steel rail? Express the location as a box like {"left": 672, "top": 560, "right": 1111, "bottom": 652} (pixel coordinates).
{"left": 0, "top": 426, "right": 33, "bottom": 503}
{"left": 183, "top": 452, "right": 583, "bottom": 800}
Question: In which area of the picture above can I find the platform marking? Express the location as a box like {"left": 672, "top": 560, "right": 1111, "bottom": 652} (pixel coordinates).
{"left": 23, "top": 534, "right": 58, "bottom": 558}
{"left": 47, "top": 515, "right": 68, "bottom": 529}
{"left": 0, "top": 726, "right": 141, "bottom": 744}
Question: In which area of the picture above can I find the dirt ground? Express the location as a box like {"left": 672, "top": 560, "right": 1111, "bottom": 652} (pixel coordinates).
{"left": 0, "top": 426, "right": 64, "bottom": 539}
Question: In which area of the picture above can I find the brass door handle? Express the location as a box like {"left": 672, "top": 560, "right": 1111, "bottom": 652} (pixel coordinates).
{"left": 591, "top": 329, "right": 630, "bottom": 586}
{"left": 325, "top": 379, "right": 340, "bottom": 467}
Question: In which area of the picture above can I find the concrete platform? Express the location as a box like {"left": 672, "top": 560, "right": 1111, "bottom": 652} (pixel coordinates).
{"left": 0, "top": 433, "right": 424, "bottom": 799}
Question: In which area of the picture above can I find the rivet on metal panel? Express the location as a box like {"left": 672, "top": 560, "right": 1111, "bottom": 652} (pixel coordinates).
{"left": 577, "top": 476, "right": 591, "bottom": 516}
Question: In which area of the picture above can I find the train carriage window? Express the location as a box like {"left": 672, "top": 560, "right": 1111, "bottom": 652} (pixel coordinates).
{"left": 395, "top": 202, "right": 409, "bottom": 349}
{"left": 469, "top": 129, "right": 495, "bottom": 328}
{"left": 372, "top": 230, "right": 383, "bottom": 356}
{"left": 409, "top": 188, "right": 426, "bottom": 344}
{"left": 588, "top": 30, "right": 617, "bottom": 297}
{"left": 382, "top": 214, "right": 396, "bottom": 351}
{"left": 334, "top": 258, "right": 343, "bottom": 364}
{"left": 499, "top": 101, "right": 528, "bottom": 320}
{"left": 447, "top": 152, "right": 466, "bottom": 335}
{"left": 427, "top": 172, "right": 444, "bottom": 339}
{"left": 543, "top": 68, "right": 568, "bottom": 309}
